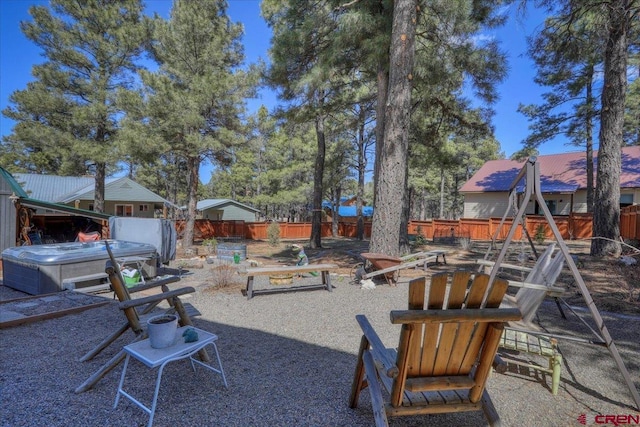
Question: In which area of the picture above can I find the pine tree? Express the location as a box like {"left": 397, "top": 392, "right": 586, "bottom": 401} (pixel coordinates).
{"left": 134, "top": 0, "right": 255, "bottom": 248}
{"left": 532, "top": 0, "right": 639, "bottom": 256}
{"left": 591, "top": 0, "right": 630, "bottom": 257}
{"left": 518, "top": 11, "right": 604, "bottom": 212}
{"left": 2, "top": 0, "right": 146, "bottom": 211}
{"left": 369, "top": 0, "right": 417, "bottom": 256}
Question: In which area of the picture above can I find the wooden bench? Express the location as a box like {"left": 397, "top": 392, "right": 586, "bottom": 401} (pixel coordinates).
{"left": 244, "top": 263, "right": 338, "bottom": 299}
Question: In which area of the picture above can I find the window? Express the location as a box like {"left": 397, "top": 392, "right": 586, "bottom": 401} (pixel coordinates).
{"left": 545, "top": 200, "right": 557, "bottom": 215}
{"left": 115, "top": 204, "right": 133, "bottom": 217}
{"left": 534, "top": 200, "right": 557, "bottom": 215}
{"left": 620, "top": 194, "right": 633, "bottom": 207}
{"left": 139, "top": 204, "right": 149, "bottom": 212}
{"left": 88, "top": 204, "right": 94, "bottom": 211}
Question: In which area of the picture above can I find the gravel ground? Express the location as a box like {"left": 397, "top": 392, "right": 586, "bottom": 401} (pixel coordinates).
{"left": 1, "top": 266, "right": 639, "bottom": 427}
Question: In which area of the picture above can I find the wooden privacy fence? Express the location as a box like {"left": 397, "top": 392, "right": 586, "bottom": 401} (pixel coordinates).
{"left": 409, "top": 213, "right": 595, "bottom": 242}
{"left": 621, "top": 205, "right": 640, "bottom": 240}
{"left": 174, "top": 208, "right": 640, "bottom": 242}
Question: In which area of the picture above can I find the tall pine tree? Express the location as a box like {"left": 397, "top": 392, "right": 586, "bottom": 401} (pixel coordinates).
{"left": 2, "top": 0, "right": 146, "bottom": 212}
{"left": 133, "top": 0, "right": 255, "bottom": 247}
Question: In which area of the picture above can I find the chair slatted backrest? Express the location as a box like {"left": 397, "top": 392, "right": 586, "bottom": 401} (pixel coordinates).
{"left": 512, "top": 244, "right": 565, "bottom": 323}
{"left": 104, "top": 241, "right": 143, "bottom": 334}
{"left": 389, "top": 272, "right": 511, "bottom": 407}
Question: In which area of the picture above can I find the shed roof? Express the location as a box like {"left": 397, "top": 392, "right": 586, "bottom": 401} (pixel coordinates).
{"left": 13, "top": 173, "right": 174, "bottom": 205}
{"left": 460, "top": 146, "right": 640, "bottom": 193}
{"left": 57, "top": 177, "right": 172, "bottom": 205}
{"left": 194, "top": 198, "right": 260, "bottom": 213}
{"left": 13, "top": 173, "right": 93, "bottom": 201}
{"left": 1, "top": 168, "right": 111, "bottom": 220}
{"left": 322, "top": 200, "right": 373, "bottom": 217}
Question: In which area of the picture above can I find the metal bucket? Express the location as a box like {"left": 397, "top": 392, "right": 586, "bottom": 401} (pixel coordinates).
{"left": 217, "top": 243, "right": 247, "bottom": 262}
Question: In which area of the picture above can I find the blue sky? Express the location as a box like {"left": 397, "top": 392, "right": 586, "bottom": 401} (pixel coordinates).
{"left": 0, "top": 0, "right": 573, "bottom": 179}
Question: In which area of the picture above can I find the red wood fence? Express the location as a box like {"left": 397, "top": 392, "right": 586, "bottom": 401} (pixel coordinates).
{"left": 175, "top": 207, "right": 640, "bottom": 242}
{"left": 621, "top": 205, "right": 640, "bottom": 240}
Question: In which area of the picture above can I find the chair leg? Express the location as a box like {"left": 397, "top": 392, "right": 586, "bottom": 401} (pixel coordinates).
{"left": 362, "top": 350, "right": 389, "bottom": 427}
{"left": 550, "top": 353, "right": 562, "bottom": 395}
{"left": 481, "top": 390, "right": 501, "bottom": 427}
{"left": 349, "top": 336, "right": 368, "bottom": 408}
{"left": 79, "top": 322, "right": 129, "bottom": 362}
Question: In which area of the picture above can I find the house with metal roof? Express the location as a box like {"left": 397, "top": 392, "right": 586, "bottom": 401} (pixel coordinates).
{"left": 13, "top": 173, "right": 176, "bottom": 218}
{"left": 191, "top": 198, "right": 260, "bottom": 221}
{"left": 459, "top": 146, "right": 640, "bottom": 219}
{"left": 1, "top": 168, "right": 177, "bottom": 252}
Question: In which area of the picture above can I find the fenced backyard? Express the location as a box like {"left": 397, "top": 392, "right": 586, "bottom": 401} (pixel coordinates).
{"left": 175, "top": 205, "right": 640, "bottom": 243}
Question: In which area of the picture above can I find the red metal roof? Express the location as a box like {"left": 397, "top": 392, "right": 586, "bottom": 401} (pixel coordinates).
{"left": 460, "top": 146, "right": 640, "bottom": 193}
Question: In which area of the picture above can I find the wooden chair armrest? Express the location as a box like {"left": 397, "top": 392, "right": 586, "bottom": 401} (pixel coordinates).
{"left": 390, "top": 308, "right": 522, "bottom": 324}
{"left": 118, "top": 287, "right": 195, "bottom": 310}
{"left": 126, "top": 275, "right": 182, "bottom": 294}
{"left": 355, "top": 314, "right": 399, "bottom": 378}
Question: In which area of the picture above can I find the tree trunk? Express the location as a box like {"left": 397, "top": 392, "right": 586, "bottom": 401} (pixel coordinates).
{"left": 310, "top": 113, "right": 326, "bottom": 249}
{"left": 357, "top": 104, "right": 366, "bottom": 240}
{"left": 370, "top": 0, "right": 416, "bottom": 256}
{"left": 94, "top": 162, "right": 106, "bottom": 213}
{"left": 373, "top": 63, "right": 388, "bottom": 205}
{"left": 591, "top": 0, "right": 627, "bottom": 257}
{"left": 585, "top": 63, "right": 595, "bottom": 213}
{"left": 332, "top": 187, "right": 341, "bottom": 237}
{"left": 439, "top": 168, "right": 445, "bottom": 219}
{"left": 183, "top": 155, "right": 200, "bottom": 249}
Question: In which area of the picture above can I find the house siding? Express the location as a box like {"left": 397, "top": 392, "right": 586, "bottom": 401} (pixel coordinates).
{"left": 463, "top": 193, "right": 510, "bottom": 218}
{"left": 70, "top": 200, "right": 159, "bottom": 218}
{"left": 464, "top": 188, "right": 637, "bottom": 219}
{"left": 202, "top": 204, "right": 256, "bottom": 221}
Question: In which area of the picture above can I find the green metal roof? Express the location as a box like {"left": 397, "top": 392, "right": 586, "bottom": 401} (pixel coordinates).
{"left": 14, "top": 173, "right": 174, "bottom": 205}
{"left": 1, "top": 167, "right": 111, "bottom": 221}
{"left": 57, "top": 176, "right": 174, "bottom": 205}
{"left": 0, "top": 167, "right": 29, "bottom": 198}
{"left": 18, "top": 197, "right": 112, "bottom": 220}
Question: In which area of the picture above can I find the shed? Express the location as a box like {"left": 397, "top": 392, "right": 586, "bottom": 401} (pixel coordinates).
{"left": 194, "top": 199, "right": 260, "bottom": 221}
{"left": 0, "top": 167, "right": 112, "bottom": 255}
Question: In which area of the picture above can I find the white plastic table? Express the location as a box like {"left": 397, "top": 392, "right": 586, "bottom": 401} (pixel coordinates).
{"left": 114, "top": 326, "right": 228, "bottom": 427}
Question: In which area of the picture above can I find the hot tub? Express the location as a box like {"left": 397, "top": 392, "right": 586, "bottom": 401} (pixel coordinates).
{"left": 1, "top": 240, "right": 158, "bottom": 295}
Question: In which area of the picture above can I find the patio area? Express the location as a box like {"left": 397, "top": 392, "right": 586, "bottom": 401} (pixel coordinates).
{"left": 1, "top": 264, "right": 638, "bottom": 426}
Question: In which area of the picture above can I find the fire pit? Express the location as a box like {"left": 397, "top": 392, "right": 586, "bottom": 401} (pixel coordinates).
{"left": 269, "top": 274, "right": 294, "bottom": 285}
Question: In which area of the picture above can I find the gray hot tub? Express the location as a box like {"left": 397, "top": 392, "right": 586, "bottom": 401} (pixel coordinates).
{"left": 1, "top": 240, "right": 158, "bottom": 295}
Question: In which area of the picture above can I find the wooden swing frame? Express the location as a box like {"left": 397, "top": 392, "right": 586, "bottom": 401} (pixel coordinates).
{"left": 483, "top": 156, "right": 640, "bottom": 410}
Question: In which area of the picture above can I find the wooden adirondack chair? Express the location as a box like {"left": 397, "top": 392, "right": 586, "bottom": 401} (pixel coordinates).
{"left": 349, "top": 271, "right": 521, "bottom": 427}
{"left": 75, "top": 242, "right": 206, "bottom": 393}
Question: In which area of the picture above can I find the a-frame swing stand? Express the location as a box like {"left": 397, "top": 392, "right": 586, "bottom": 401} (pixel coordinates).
{"left": 485, "top": 156, "right": 640, "bottom": 410}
